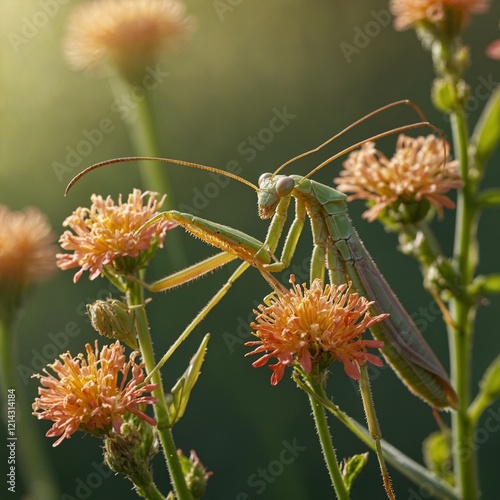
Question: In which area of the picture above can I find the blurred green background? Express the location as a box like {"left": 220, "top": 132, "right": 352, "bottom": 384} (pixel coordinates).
{"left": 2, "top": 1, "right": 499, "bottom": 499}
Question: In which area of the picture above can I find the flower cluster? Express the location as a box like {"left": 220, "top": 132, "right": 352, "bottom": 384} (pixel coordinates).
{"left": 32, "top": 341, "right": 158, "bottom": 447}
{"left": 57, "top": 189, "right": 177, "bottom": 282}
{"left": 335, "top": 134, "right": 462, "bottom": 223}
{"left": 246, "top": 277, "right": 387, "bottom": 385}
{"left": 63, "top": 0, "right": 194, "bottom": 81}
{"left": 390, "top": 0, "right": 490, "bottom": 31}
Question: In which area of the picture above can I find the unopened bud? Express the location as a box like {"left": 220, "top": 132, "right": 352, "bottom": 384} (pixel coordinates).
{"left": 177, "top": 449, "right": 212, "bottom": 499}
{"left": 432, "top": 78, "right": 458, "bottom": 113}
{"left": 104, "top": 413, "right": 159, "bottom": 483}
{"left": 87, "top": 299, "right": 138, "bottom": 350}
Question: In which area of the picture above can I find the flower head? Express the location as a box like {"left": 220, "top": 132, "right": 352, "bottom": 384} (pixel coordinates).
{"left": 486, "top": 39, "right": 500, "bottom": 60}
{"left": 335, "top": 135, "right": 462, "bottom": 223}
{"left": 0, "top": 206, "right": 56, "bottom": 291}
{"left": 63, "top": 0, "right": 194, "bottom": 82}
{"left": 246, "top": 277, "right": 387, "bottom": 385}
{"left": 32, "top": 341, "right": 158, "bottom": 447}
{"left": 57, "top": 189, "right": 177, "bottom": 282}
{"left": 0, "top": 206, "right": 56, "bottom": 327}
{"left": 390, "top": 0, "right": 490, "bottom": 31}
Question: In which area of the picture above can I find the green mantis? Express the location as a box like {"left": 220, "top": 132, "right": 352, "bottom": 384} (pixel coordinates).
{"left": 66, "top": 100, "right": 457, "bottom": 410}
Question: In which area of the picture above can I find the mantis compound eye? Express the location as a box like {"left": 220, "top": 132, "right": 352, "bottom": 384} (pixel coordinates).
{"left": 258, "top": 173, "right": 272, "bottom": 187}
{"left": 275, "top": 176, "right": 295, "bottom": 197}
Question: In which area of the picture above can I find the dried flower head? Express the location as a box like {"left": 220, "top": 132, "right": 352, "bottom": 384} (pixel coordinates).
{"left": 63, "top": 0, "right": 194, "bottom": 82}
{"left": 335, "top": 135, "right": 463, "bottom": 223}
{"left": 390, "top": 0, "right": 490, "bottom": 31}
{"left": 32, "top": 341, "right": 158, "bottom": 447}
{"left": 0, "top": 205, "right": 56, "bottom": 292}
{"left": 246, "top": 277, "right": 387, "bottom": 385}
{"left": 57, "top": 189, "right": 177, "bottom": 282}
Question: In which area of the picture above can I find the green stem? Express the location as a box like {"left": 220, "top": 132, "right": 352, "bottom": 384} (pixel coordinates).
{"left": 307, "top": 375, "right": 350, "bottom": 500}
{"left": 295, "top": 374, "right": 458, "bottom": 499}
{"left": 126, "top": 280, "right": 192, "bottom": 500}
{"left": 109, "top": 74, "right": 187, "bottom": 268}
{"left": 0, "top": 317, "right": 60, "bottom": 500}
{"left": 136, "top": 479, "right": 166, "bottom": 500}
{"left": 448, "top": 107, "right": 479, "bottom": 499}
{"left": 109, "top": 75, "right": 168, "bottom": 195}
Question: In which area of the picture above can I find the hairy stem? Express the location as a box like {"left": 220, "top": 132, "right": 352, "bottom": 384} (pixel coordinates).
{"left": 126, "top": 280, "right": 192, "bottom": 500}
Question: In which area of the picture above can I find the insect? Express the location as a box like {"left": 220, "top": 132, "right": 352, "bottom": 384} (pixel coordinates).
{"left": 66, "top": 100, "right": 457, "bottom": 410}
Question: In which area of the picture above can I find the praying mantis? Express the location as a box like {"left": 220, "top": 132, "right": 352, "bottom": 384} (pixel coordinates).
{"left": 67, "top": 100, "right": 458, "bottom": 411}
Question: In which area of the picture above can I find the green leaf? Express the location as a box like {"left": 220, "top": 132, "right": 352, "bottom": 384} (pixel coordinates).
{"left": 167, "top": 334, "right": 210, "bottom": 426}
{"left": 422, "top": 430, "right": 453, "bottom": 485}
{"left": 340, "top": 453, "right": 368, "bottom": 492}
{"left": 471, "top": 86, "right": 500, "bottom": 168}
{"left": 477, "top": 188, "right": 500, "bottom": 208}
{"left": 469, "top": 355, "right": 500, "bottom": 423}
{"left": 470, "top": 274, "right": 500, "bottom": 295}
{"left": 479, "top": 354, "right": 500, "bottom": 401}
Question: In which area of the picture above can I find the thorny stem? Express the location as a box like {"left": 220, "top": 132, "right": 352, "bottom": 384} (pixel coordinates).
{"left": 126, "top": 279, "right": 193, "bottom": 500}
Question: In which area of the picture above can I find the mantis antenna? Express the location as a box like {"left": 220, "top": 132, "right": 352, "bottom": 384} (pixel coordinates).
{"left": 271, "top": 99, "right": 448, "bottom": 180}
{"left": 300, "top": 120, "right": 448, "bottom": 183}
{"left": 65, "top": 156, "right": 258, "bottom": 195}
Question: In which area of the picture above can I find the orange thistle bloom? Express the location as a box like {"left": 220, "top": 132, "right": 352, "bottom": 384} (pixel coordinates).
{"left": 390, "top": 0, "right": 490, "bottom": 31}
{"left": 32, "top": 341, "right": 158, "bottom": 447}
{"left": 246, "top": 277, "right": 387, "bottom": 385}
{"left": 335, "top": 135, "right": 463, "bottom": 222}
{"left": 63, "top": 0, "right": 194, "bottom": 79}
{"left": 0, "top": 205, "right": 56, "bottom": 291}
{"left": 57, "top": 189, "right": 177, "bottom": 282}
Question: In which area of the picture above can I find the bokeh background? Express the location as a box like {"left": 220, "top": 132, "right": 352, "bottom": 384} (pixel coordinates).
{"left": 2, "top": 1, "right": 500, "bottom": 499}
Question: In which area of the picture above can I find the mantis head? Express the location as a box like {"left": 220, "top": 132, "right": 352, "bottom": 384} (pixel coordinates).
{"left": 257, "top": 173, "right": 295, "bottom": 220}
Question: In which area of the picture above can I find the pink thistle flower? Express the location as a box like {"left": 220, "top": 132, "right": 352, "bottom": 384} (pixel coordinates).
{"left": 335, "top": 134, "right": 463, "bottom": 222}
{"left": 246, "top": 277, "right": 387, "bottom": 385}
{"left": 57, "top": 189, "right": 177, "bottom": 282}
{"left": 390, "top": 0, "right": 490, "bottom": 31}
{"left": 32, "top": 341, "right": 158, "bottom": 447}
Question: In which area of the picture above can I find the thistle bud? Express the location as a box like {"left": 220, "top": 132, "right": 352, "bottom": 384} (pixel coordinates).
{"left": 104, "top": 413, "right": 159, "bottom": 487}
{"left": 87, "top": 299, "right": 138, "bottom": 350}
{"left": 432, "top": 78, "right": 458, "bottom": 113}
{"left": 177, "top": 449, "right": 212, "bottom": 499}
